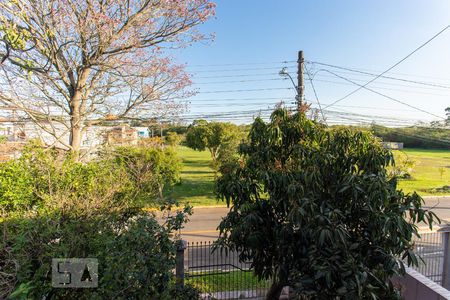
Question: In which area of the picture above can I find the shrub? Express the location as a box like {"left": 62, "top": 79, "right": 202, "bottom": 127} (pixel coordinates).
{"left": 111, "top": 146, "right": 181, "bottom": 201}
{"left": 388, "top": 152, "right": 416, "bottom": 179}
{"left": 2, "top": 210, "right": 189, "bottom": 299}
{"left": 1, "top": 142, "right": 193, "bottom": 299}
{"left": 216, "top": 108, "right": 438, "bottom": 299}
{"left": 0, "top": 159, "right": 34, "bottom": 212}
{"left": 0, "top": 143, "right": 181, "bottom": 214}
{"left": 165, "top": 132, "right": 182, "bottom": 147}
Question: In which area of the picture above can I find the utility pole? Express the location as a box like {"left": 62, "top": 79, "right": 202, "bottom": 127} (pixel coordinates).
{"left": 297, "top": 51, "right": 304, "bottom": 110}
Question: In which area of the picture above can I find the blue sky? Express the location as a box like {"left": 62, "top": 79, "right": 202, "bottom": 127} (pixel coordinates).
{"left": 173, "top": 1, "right": 450, "bottom": 125}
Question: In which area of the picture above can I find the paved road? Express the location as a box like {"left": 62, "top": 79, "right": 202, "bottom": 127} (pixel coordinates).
{"left": 423, "top": 196, "right": 450, "bottom": 224}
{"left": 180, "top": 206, "right": 229, "bottom": 242}
{"left": 178, "top": 196, "right": 450, "bottom": 242}
{"left": 176, "top": 196, "right": 450, "bottom": 288}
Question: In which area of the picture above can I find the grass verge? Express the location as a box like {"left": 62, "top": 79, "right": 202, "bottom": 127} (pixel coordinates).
{"left": 165, "top": 147, "right": 450, "bottom": 207}
{"left": 395, "top": 148, "right": 450, "bottom": 196}
{"left": 186, "top": 270, "right": 270, "bottom": 293}
{"left": 165, "top": 146, "right": 223, "bottom": 206}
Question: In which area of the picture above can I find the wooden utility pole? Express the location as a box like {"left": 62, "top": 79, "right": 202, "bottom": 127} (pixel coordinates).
{"left": 297, "top": 51, "right": 304, "bottom": 110}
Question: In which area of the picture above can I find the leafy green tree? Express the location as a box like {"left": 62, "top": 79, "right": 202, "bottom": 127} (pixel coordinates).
{"left": 165, "top": 131, "right": 182, "bottom": 147}
{"left": 216, "top": 108, "right": 438, "bottom": 300}
{"left": 185, "top": 120, "right": 241, "bottom": 163}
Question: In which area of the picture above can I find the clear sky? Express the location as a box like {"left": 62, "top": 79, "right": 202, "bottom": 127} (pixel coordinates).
{"left": 173, "top": 0, "right": 450, "bottom": 125}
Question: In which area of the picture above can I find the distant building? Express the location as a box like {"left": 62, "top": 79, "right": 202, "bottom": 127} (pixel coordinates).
{"left": 106, "top": 125, "right": 139, "bottom": 146}
{"left": 0, "top": 120, "right": 150, "bottom": 161}
{"left": 133, "top": 127, "right": 150, "bottom": 138}
{"left": 382, "top": 142, "right": 404, "bottom": 150}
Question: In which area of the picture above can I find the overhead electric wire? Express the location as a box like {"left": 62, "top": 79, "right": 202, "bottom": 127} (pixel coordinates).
{"left": 193, "top": 72, "right": 281, "bottom": 79}
{"left": 310, "top": 77, "right": 450, "bottom": 97}
{"left": 316, "top": 69, "right": 445, "bottom": 119}
{"left": 192, "top": 72, "right": 450, "bottom": 96}
{"left": 192, "top": 78, "right": 286, "bottom": 85}
{"left": 306, "top": 61, "right": 450, "bottom": 81}
{"left": 322, "top": 24, "right": 450, "bottom": 109}
{"left": 312, "top": 72, "right": 450, "bottom": 92}
{"left": 185, "top": 96, "right": 293, "bottom": 102}
{"left": 180, "top": 106, "right": 426, "bottom": 127}
{"left": 197, "top": 87, "right": 294, "bottom": 94}
{"left": 305, "top": 64, "right": 326, "bottom": 123}
{"left": 187, "top": 65, "right": 297, "bottom": 73}
{"left": 186, "top": 60, "right": 296, "bottom": 68}
{"left": 308, "top": 61, "right": 450, "bottom": 90}
{"left": 312, "top": 103, "right": 416, "bottom": 112}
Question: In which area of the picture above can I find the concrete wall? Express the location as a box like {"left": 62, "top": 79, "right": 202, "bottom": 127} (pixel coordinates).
{"left": 392, "top": 267, "right": 450, "bottom": 300}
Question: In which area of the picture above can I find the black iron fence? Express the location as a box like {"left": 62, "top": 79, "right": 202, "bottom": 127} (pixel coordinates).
{"left": 173, "top": 227, "right": 450, "bottom": 299}
{"left": 180, "top": 241, "right": 270, "bottom": 299}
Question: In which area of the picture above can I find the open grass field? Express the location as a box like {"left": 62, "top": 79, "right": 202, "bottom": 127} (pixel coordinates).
{"left": 395, "top": 148, "right": 450, "bottom": 196}
{"left": 166, "top": 146, "right": 221, "bottom": 206}
{"left": 167, "top": 147, "right": 450, "bottom": 206}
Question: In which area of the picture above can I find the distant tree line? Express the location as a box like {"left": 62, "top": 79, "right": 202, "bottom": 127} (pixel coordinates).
{"left": 167, "top": 122, "right": 450, "bottom": 150}
{"left": 370, "top": 125, "right": 449, "bottom": 149}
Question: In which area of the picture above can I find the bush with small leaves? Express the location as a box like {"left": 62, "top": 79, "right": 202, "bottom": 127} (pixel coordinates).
{"left": 1, "top": 142, "right": 194, "bottom": 299}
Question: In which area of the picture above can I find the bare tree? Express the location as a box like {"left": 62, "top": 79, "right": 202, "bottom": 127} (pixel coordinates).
{"left": 0, "top": 0, "right": 215, "bottom": 158}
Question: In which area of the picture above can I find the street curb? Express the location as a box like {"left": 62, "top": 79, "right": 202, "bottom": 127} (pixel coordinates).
{"left": 192, "top": 205, "right": 228, "bottom": 209}
{"left": 423, "top": 195, "right": 450, "bottom": 199}
{"left": 144, "top": 205, "right": 228, "bottom": 212}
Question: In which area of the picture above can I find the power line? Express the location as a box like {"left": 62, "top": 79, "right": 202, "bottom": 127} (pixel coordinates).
{"left": 192, "top": 78, "right": 285, "bottom": 85}
{"left": 197, "top": 87, "right": 294, "bottom": 94}
{"left": 304, "top": 64, "right": 326, "bottom": 123}
{"left": 313, "top": 103, "right": 416, "bottom": 112}
{"left": 316, "top": 69, "right": 445, "bottom": 119}
{"left": 192, "top": 71, "right": 450, "bottom": 96}
{"left": 187, "top": 65, "right": 297, "bottom": 73}
{"left": 310, "top": 77, "right": 450, "bottom": 97}
{"left": 307, "top": 61, "right": 450, "bottom": 90}
{"left": 306, "top": 62, "right": 450, "bottom": 81}
{"left": 193, "top": 72, "right": 281, "bottom": 79}
{"left": 323, "top": 24, "right": 450, "bottom": 109}
{"left": 312, "top": 72, "right": 450, "bottom": 93}
{"left": 186, "top": 96, "right": 292, "bottom": 102}
{"left": 179, "top": 106, "right": 426, "bottom": 127}
{"left": 185, "top": 60, "right": 296, "bottom": 68}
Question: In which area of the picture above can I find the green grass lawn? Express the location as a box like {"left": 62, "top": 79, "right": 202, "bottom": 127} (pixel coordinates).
{"left": 165, "top": 146, "right": 222, "bottom": 206}
{"left": 395, "top": 148, "right": 450, "bottom": 196}
{"left": 186, "top": 270, "right": 269, "bottom": 293}
{"left": 167, "top": 147, "right": 450, "bottom": 207}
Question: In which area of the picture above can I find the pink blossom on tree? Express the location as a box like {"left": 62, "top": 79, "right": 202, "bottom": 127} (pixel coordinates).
{"left": 0, "top": 0, "right": 215, "bottom": 158}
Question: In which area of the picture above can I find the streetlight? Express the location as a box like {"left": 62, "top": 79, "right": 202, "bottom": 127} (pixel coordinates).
{"left": 279, "top": 67, "right": 299, "bottom": 105}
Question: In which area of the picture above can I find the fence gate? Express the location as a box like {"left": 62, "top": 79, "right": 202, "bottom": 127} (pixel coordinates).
{"left": 184, "top": 241, "right": 270, "bottom": 299}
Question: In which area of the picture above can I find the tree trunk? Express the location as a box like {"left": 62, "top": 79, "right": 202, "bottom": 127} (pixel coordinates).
{"left": 209, "top": 148, "right": 217, "bottom": 161}
{"left": 266, "top": 280, "right": 285, "bottom": 300}
{"left": 69, "top": 94, "right": 82, "bottom": 160}
{"left": 69, "top": 120, "right": 82, "bottom": 159}
{"left": 69, "top": 68, "right": 90, "bottom": 160}
{"left": 266, "top": 270, "right": 289, "bottom": 300}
